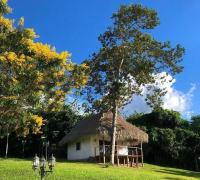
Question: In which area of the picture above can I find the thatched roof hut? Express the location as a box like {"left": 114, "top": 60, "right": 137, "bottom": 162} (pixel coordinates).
{"left": 59, "top": 111, "right": 148, "bottom": 146}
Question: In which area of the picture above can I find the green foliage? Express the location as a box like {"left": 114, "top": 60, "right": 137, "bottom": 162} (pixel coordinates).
{"left": 127, "top": 109, "right": 187, "bottom": 129}
{"left": 0, "top": 1, "right": 87, "bottom": 137}
{"left": 191, "top": 115, "right": 200, "bottom": 133}
{"left": 0, "top": 105, "right": 82, "bottom": 158}
{"left": 40, "top": 105, "right": 82, "bottom": 144}
{"left": 127, "top": 109, "right": 200, "bottom": 171}
{"left": 0, "top": 0, "right": 11, "bottom": 15}
{"left": 84, "top": 3, "right": 184, "bottom": 165}
{"left": 85, "top": 4, "right": 185, "bottom": 112}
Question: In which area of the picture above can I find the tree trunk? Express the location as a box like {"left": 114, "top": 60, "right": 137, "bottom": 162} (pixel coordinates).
{"left": 45, "top": 142, "right": 48, "bottom": 160}
{"left": 194, "top": 156, "right": 199, "bottom": 171}
{"left": 22, "top": 141, "right": 25, "bottom": 158}
{"left": 5, "top": 129, "right": 9, "bottom": 158}
{"left": 111, "top": 101, "right": 118, "bottom": 165}
{"left": 110, "top": 56, "right": 124, "bottom": 165}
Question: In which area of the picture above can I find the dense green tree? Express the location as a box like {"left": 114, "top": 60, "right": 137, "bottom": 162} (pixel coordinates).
{"left": 40, "top": 105, "right": 81, "bottom": 144}
{"left": 149, "top": 128, "right": 176, "bottom": 162}
{"left": 127, "top": 109, "right": 189, "bottom": 129}
{"left": 0, "top": 1, "right": 88, "bottom": 157}
{"left": 127, "top": 109, "right": 200, "bottom": 171}
{"left": 0, "top": 105, "right": 82, "bottom": 158}
{"left": 84, "top": 4, "right": 184, "bottom": 164}
{"left": 191, "top": 115, "right": 200, "bottom": 134}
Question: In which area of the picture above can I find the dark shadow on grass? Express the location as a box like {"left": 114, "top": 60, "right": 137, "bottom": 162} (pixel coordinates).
{"left": 163, "top": 177, "right": 184, "bottom": 180}
{"left": 0, "top": 158, "right": 99, "bottom": 165}
{"left": 0, "top": 158, "right": 32, "bottom": 162}
{"left": 56, "top": 159, "right": 98, "bottom": 165}
{"left": 155, "top": 168, "right": 200, "bottom": 179}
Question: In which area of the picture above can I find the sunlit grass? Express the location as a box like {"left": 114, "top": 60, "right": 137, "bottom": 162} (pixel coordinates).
{"left": 0, "top": 158, "right": 199, "bottom": 180}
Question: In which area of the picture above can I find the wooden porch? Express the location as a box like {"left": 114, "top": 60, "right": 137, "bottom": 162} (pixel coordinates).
{"left": 94, "top": 144, "right": 144, "bottom": 167}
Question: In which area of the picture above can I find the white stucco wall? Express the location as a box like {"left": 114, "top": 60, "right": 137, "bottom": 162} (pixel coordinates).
{"left": 67, "top": 135, "right": 130, "bottom": 160}
{"left": 67, "top": 135, "right": 99, "bottom": 160}
{"left": 91, "top": 135, "right": 100, "bottom": 157}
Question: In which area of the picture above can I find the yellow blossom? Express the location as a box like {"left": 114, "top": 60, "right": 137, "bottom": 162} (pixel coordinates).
{"left": 2, "top": 95, "right": 17, "bottom": 100}
{"left": 11, "top": 77, "right": 18, "bottom": 85}
{"left": 25, "top": 39, "right": 68, "bottom": 62}
{"left": 20, "top": 54, "right": 25, "bottom": 59}
{"left": 82, "top": 76, "right": 88, "bottom": 85}
{"left": 25, "top": 28, "right": 37, "bottom": 38}
{"left": 59, "top": 51, "right": 69, "bottom": 60}
{"left": 36, "top": 91, "right": 43, "bottom": 96}
{"left": 0, "top": 16, "right": 13, "bottom": 30}
{"left": 31, "top": 115, "right": 43, "bottom": 127}
{"left": 0, "top": 55, "right": 6, "bottom": 61}
{"left": 55, "top": 90, "right": 64, "bottom": 96}
{"left": 6, "top": 52, "right": 17, "bottom": 61}
{"left": 65, "top": 63, "right": 74, "bottom": 71}
{"left": 56, "top": 82, "right": 62, "bottom": 86}
{"left": 81, "top": 63, "right": 89, "bottom": 69}
{"left": 36, "top": 72, "right": 44, "bottom": 83}
{"left": 2, "top": 0, "right": 8, "bottom": 4}
{"left": 26, "top": 55, "right": 33, "bottom": 62}
{"left": 57, "top": 70, "right": 64, "bottom": 77}
{"left": 0, "top": 52, "right": 30, "bottom": 66}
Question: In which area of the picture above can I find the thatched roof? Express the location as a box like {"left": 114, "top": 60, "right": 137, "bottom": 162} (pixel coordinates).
{"left": 59, "top": 112, "right": 148, "bottom": 146}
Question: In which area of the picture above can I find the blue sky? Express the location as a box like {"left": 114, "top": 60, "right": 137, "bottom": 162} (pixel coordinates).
{"left": 7, "top": 0, "right": 200, "bottom": 118}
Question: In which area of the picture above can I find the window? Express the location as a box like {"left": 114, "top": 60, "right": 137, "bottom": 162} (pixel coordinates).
{"left": 76, "top": 142, "right": 81, "bottom": 151}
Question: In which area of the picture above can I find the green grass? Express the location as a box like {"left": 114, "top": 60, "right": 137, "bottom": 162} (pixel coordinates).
{"left": 0, "top": 158, "right": 200, "bottom": 180}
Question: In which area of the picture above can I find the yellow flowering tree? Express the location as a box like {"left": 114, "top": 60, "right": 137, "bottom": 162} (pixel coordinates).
{"left": 0, "top": 0, "right": 88, "bottom": 157}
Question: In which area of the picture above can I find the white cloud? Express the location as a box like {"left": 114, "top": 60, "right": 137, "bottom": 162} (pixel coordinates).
{"left": 122, "top": 72, "right": 196, "bottom": 119}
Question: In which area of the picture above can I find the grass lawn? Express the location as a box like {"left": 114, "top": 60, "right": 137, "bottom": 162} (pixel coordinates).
{"left": 0, "top": 158, "right": 200, "bottom": 180}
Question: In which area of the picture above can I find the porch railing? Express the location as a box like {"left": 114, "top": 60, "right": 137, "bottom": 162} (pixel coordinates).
{"left": 94, "top": 145, "right": 144, "bottom": 167}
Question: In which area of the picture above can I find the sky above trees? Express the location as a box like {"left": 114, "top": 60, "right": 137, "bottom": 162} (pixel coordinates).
{"left": 8, "top": 0, "right": 200, "bottom": 118}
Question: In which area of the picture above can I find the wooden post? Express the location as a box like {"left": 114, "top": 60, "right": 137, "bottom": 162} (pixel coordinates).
{"left": 117, "top": 157, "right": 119, "bottom": 166}
{"left": 130, "top": 157, "right": 132, "bottom": 167}
{"left": 116, "top": 145, "right": 119, "bottom": 166}
{"left": 94, "top": 147, "right": 96, "bottom": 162}
{"left": 141, "top": 142, "right": 144, "bottom": 167}
{"left": 5, "top": 132, "right": 9, "bottom": 158}
{"left": 103, "top": 141, "right": 105, "bottom": 164}
{"left": 127, "top": 156, "right": 129, "bottom": 167}
{"left": 123, "top": 157, "right": 125, "bottom": 166}
{"left": 131, "top": 150, "right": 133, "bottom": 167}
{"left": 136, "top": 148, "right": 138, "bottom": 168}
{"left": 99, "top": 146, "right": 101, "bottom": 163}
{"left": 5, "top": 126, "right": 9, "bottom": 158}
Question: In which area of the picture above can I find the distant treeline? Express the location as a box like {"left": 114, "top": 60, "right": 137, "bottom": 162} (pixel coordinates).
{"left": 0, "top": 105, "right": 82, "bottom": 158}
{"left": 127, "top": 109, "right": 200, "bottom": 171}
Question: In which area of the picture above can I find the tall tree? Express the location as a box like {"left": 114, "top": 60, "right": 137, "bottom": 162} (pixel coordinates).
{"left": 0, "top": 0, "right": 88, "bottom": 156}
{"left": 191, "top": 115, "right": 200, "bottom": 134}
{"left": 85, "top": 4, "right": 184, "bottom": 164}
{"left": 127, "top": 109, "right": 187, "bottom": 129}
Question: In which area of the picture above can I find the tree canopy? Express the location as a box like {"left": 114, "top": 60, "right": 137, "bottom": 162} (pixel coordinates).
{"left": 84, "top": 4, "right": 184, "bottom": 164}
{"left": 0, "top": 0, "right": 88, "bottom": 137}
{"left": 127, "top": 109, "right": 189, "bottom": 129}
{"left": 85, "top": 5, "right": 184, "bottom": 112}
